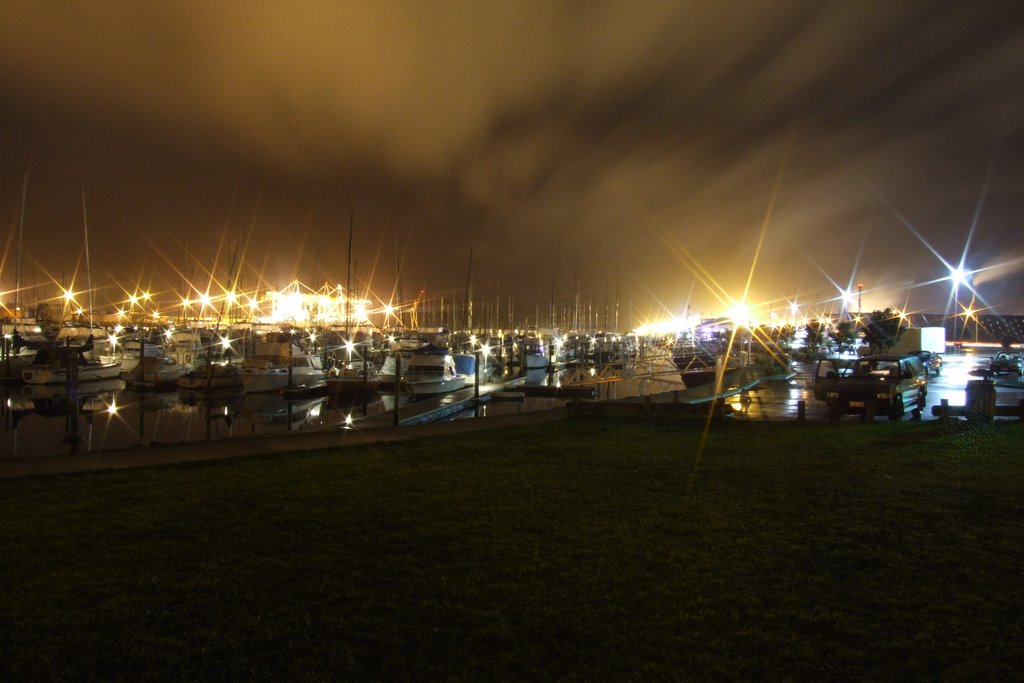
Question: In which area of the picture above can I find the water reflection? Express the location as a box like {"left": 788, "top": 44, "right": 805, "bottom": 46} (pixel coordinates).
{"left": 0, "top": 381, "right": 391, "bottom": 459}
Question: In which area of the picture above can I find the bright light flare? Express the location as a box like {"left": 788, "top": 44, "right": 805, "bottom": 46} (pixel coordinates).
{"left": 727, "top": 302, "right": 750, "bottom": 328}
{"left": 949, "top": 266, "right": 970, "bottom": 287}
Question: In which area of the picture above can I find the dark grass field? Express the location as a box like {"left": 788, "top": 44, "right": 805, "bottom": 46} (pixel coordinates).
{"left": 2, "top": 417, "right": 1022, "bottom": 680}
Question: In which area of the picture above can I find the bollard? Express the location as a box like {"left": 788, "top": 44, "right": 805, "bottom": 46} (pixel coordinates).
{"left": 1019, "top": 398, "right": 1024, "bottom": 422}
{"left": 966, "top": 379, "right": 996, "bottom": 422}
{"left": 797, "top": 399, "right": 805, "bottom": 422}
{"left": 940, "top": 398, "right": 949, "bottom": 420}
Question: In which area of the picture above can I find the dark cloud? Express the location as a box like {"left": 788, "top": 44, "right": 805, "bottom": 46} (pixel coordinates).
{"left": 2, "top": 0, "right": 1023, "bottom": 323}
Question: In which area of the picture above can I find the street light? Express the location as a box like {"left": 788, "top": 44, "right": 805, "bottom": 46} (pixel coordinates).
{"left": 949, "top": 266, "right": 969, "bottom": 350}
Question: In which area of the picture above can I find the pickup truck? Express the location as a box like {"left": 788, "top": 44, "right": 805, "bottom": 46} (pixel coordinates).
{"left": 814, "top": 355, "right": 928, "bottom": 421}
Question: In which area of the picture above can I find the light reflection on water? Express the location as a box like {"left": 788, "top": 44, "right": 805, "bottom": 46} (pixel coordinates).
{"left": 0, "top": 383, "right": 378, "bottom": 459}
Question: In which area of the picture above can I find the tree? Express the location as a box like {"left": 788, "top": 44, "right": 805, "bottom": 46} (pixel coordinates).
{"left": 804, "top": 320, "right": 827, "bottom": 355}
{"left": 830, "top": 320, "right": 858, "bottom": 353}
{"left": 861, "top": 309, "right": 904, "bottom": 354}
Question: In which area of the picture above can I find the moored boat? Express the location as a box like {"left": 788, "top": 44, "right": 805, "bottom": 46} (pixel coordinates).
{"left": 403, "top": 343, "right": 466, "bottom": 397}
{"left": 22, "top": 342, "right": 122, "bottom": 385}
{"left": 238, "top": 332, "right": 325, "bottom": 393}
{"left": 326, "top": 359, "right": 382, "bottom": 399}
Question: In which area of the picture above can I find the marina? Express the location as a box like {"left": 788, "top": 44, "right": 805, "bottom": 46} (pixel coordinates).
{"left": 4, "top": 310, "right": 1023, "bottom": 466}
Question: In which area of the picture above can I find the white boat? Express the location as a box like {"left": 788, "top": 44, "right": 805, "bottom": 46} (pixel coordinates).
{"left": 238, "top": 333, "right": 325, "bottom": 393}
{"left": 111, "top": 336, "right": 165, "bottom": 373}
{"left": 521, "top": 337, "right": 551, "bottom": 369}
{"left": 22, "top": 343, "right": 122, "bottom": 385}
{"left": 0, "top": 326, "right": 45, "bottom": 381}
{"left": 56, "top": 323, "right": 114, "bottom": 362}
{"left": 166, "top": 328, "right": 215, "bottom": 367}
{"left": 403, "top": 343, "right": 466, "bottom": 397}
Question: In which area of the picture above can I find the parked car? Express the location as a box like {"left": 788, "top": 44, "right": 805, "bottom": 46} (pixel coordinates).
{"left": 989, "top": 351, "right": 1023, "bottom": 375}
{"left": 907, "top": 350, "right": 942, "bottom": 376}
{"left": 814, "top": 355, "right": 928, "bottom": 421}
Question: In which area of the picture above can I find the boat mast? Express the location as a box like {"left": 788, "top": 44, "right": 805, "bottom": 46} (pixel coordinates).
{"left": 81, "top": 189, "right": 94, "bottom": 328}
{"left": 15, "top": 168, "right": 28, "bottom": 323}
{"left": 346, "top": 213, "right": 353, "bottom": 342}
{"left": 464, "top": 250, "right": 473, "bottom": 334}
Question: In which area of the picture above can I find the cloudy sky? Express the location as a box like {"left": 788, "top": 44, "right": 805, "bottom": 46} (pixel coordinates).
{"left": 2, "top": 0, "right": 1023, "bottom": 325}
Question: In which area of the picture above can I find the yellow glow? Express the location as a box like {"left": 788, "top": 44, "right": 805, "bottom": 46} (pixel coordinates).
{"left": 728, "top": 302, "right": 750, "bottom": 328}
{"left": 199, "top": 292, "right": 212, "bottom": 308}
{"left": 63, "top": 289, "right": 75, "bottom": 302}
{"left": 353, "top": 302, "right": 368, "bottom": 322}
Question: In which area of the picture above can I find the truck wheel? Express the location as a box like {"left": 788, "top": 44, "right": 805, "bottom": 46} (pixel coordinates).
{"left": 888, "top": 396, "right": 904, "bottom": 421}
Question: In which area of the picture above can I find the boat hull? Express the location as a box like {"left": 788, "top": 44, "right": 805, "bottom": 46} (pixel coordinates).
{"left": 23, "top": 361, "right": 123, "bottom": 385}
{"left": 406, "top": 376, "right": 467, "bottom": 397}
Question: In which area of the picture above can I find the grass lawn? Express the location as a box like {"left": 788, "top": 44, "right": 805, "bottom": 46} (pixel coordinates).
{"left": 2, "top": 417, "right": 1022, "bottom": 679}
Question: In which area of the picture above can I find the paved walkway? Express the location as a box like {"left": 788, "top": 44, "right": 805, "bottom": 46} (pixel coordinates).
{"left": 0, "top": 405, "right": 570, "bottom": 480}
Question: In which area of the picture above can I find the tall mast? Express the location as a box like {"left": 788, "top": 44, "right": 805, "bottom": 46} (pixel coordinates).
{"left": 81, "top": 189, "right": 94, "bottom": 328}
{"left": 394, "top": 232, "right": 403, "bottom": 328}
{"left": 15, "top": 168, "right": 28, "bottom": 322}
{"left": 614, "top": 263, "right": 620, "bottom": 332}
{"left": 549, "top": 274, "right": 555, "bottom": 329}
{"left": 464, "top": 250, "right": 473, "bottom": 333}
{"left": 346, "top": 213, "right": 353, "bottom": 340}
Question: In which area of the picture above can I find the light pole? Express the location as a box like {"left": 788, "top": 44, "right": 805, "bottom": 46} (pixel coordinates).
{"left": 949, "top": 266, "right": 968, "bottom": 351}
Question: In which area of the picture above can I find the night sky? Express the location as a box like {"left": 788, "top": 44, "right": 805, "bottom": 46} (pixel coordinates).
{"left": 2, "top": 1, "right": 1023, "bottom": 324}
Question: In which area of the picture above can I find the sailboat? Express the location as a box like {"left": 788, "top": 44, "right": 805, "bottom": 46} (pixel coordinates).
{"left": 22, "top": 190, "right": 121, "bottom": 384}
{"left": 1, "top": 169, "right": 42, "bottom": 380}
